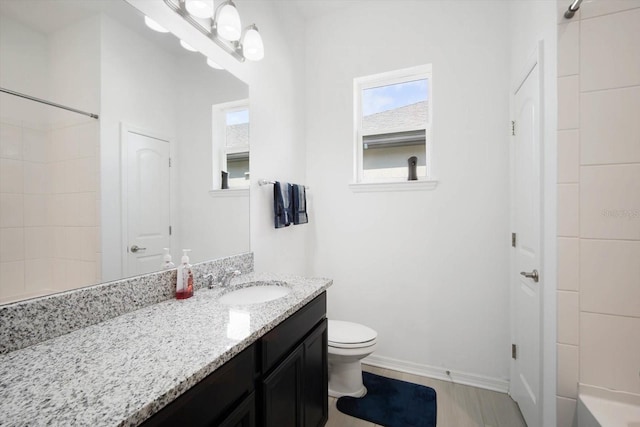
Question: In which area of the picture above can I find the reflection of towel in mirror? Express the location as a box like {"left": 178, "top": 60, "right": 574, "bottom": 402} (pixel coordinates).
{"left": 274, "top": 181, "right": 293, "bottom": 228}
{"left": 292, "top": 184, "right": 308, "bottom": 225}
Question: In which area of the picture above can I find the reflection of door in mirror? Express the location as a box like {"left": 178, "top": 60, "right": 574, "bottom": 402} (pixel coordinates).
{"left": 213, "top": 100, "right": 250, "bottom": 190}
{"left": 121, "top": 126, "right": 171, "bottom": 277}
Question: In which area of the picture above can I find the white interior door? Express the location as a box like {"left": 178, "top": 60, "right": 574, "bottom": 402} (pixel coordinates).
{"left": 122, "top": 127, "right": 171, "bottom": 277}
{"left": 510, "top": 55, "right": 542, "bottom": 427}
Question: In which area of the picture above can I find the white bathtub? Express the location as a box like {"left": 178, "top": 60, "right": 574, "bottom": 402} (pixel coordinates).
{"left": 578, "top": 384, "right": 640, "bottom": 427}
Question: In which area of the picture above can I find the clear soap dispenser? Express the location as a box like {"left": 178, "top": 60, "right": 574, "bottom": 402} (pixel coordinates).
{"left": 176, "top": 249, "right": 194, "bottom": 300}
{"left": 161, "top": 248, "right": 176, "bottom": 270}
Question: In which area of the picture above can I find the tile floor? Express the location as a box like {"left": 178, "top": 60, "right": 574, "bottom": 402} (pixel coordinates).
{"left": 326, "top": 365, "right": 527, "bottom": 427}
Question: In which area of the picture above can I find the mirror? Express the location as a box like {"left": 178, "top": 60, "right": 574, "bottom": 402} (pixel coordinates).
{"left": 0, "top": 0, "right": 250, "bottom": 304}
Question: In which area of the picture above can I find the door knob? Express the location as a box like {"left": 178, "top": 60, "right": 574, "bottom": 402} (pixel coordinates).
{"left": 130, "top": 245, "right": 147, "bottom": 253}
{"left": 520, "top": 269, "right": 539, "bottom": 283}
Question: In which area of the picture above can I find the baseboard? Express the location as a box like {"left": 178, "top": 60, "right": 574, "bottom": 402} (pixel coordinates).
{"left": 363, "top": 354, "right": 510, "bottom": 394}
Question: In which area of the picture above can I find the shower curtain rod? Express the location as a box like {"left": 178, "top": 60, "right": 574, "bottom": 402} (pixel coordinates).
{"left": 0, "top": 87, "right": 99, "bottom": 119}
{"left": 564, "top": 0, "right": 583, "bottom": 19}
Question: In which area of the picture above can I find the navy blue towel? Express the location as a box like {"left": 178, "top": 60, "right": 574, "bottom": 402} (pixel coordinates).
{"left": 292, "top": 184, "right": 308, "bottom": 225}
{"left": 274, "top": 181, "right": 293, "bottom": 228}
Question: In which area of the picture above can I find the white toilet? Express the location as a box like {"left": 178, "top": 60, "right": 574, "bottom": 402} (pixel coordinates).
{"left": 328, "top": 320, "right": 378, "bottom": 398}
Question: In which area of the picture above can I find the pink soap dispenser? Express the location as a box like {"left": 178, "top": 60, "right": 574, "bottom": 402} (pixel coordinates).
{"left": 176, "top": 249, "right": 193, "bottom": 300}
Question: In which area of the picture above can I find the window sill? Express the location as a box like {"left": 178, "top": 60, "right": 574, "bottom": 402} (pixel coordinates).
{"left": 348, "top": 180, "right": 438, "bottom": 193}
{"left": 208, "top": 188, "right": 250, "bottom": 198}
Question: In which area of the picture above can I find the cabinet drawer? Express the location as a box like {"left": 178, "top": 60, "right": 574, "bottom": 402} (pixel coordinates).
{"left": 261, "top": 292, "right": 326, "bottom": 373}
{"left": 141, "top": 343, "right": 256, "bottom": 427}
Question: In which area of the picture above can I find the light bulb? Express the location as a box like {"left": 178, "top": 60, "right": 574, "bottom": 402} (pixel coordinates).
{"left": 185, "top": 0, "right": 214, "bottom": 19}
{"left": 216, "top": 1, "right": 241, "bottom": 41}
{"left": 242, "top": 25, "right": 264, "bottom": 61}
{"left": 207, "top": 58, "right": 224, "bottom": 70}
{"left": 144, "top": 16, "right": 169, "bottom": 33}
{"left": 180, "top": 40, "right": 197, "bottom": 52}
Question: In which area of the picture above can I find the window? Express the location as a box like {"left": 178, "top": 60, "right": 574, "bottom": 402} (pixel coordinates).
{"left": 353, "top": 65, "right": 433, "bottom": 187}
{"left": 212, "top": 100, "right": 249, "bottom": 189}
{"left": 224, "top": 107, "right": 250, "bottom": 188}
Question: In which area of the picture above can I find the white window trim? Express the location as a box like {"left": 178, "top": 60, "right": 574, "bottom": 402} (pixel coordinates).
{"left": 208, "top": 188, "right": 249, "bottom": 197}
{"left": 352, "top": 64, "right": 436, "bottom": 191}
{"left": 348, "top": 180, "right": 438, "bottom": 193}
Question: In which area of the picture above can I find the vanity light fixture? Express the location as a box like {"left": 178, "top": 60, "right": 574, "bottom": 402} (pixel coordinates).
{"left": 185, "top": 0, "right": 214, "bottom": 19}
{"left": 180, "top": 40, "right": 198, "bottom": 52}
{"left": 214, "top": 0, "right": 241, "bottom": 41}
{"left": 163, "top": 0, "right": 264, "bottom": 62}
{"left": 207, "top": 58, "right": 224, "bottom": 70}
{"left": 241, "top": 24, "right": 264, "bottom": 61}
{"left": 144, "top": 16, "right": 169, "bottom": 33}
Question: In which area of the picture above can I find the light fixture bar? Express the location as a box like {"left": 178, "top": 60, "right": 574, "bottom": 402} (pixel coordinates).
{"left": 163, "top": 0, "right": 245, "bottom": 62}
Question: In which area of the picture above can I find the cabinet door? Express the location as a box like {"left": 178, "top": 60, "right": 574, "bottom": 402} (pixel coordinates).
{"left": 262, "top": 345, "right": 304, "bottom": 427}
{"left": 218, "top": 391, "right": 255, "bottom": 427}
{"left": 303, "top": 319, "right": 328, "bottom": 427}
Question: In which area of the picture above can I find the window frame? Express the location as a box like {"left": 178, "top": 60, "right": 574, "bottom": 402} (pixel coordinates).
{"left": 353, "top": 64, "right": 434, "bottom": 188}
{"left": 211, "top": 99, "right": 250, "bottom": 190}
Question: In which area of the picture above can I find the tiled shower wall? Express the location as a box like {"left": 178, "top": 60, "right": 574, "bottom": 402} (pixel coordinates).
{"left": 556, "top": 1, "right": 640, "bottom": 426}
{"left": 0, "top": 118, "right": 100, "bottom": 303}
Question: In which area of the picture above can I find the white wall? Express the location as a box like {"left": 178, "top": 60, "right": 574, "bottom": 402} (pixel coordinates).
{"left": 509, "top": 2, "right": 558, "bottom": 426}
{"left": 175, "top": 54, "right": 249, "bottom": 262}
{"left": 304, "top": 1, "right": 511, "bottom": 389}
{"left": 556, "top": 2, "right": 640, "bottom": 426}
{"left": 244, "top": 1, "right": 308, "bottom": 274}
{"left": 0, "top": 14, "right": 49, "bottom": 105}
{"left": 48, "top": 16, "right": 100, "bottom": 118}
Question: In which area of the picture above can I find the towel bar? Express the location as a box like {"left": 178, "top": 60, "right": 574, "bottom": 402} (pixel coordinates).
{"left": 259, "top": 179, "right": 309, "bottom": 189}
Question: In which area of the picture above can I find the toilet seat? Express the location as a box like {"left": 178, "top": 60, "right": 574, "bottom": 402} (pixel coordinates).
{"left": 328, "top": 320, "right": 377, "bottom": 349}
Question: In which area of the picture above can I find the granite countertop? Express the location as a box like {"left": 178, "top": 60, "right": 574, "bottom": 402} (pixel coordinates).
{"left": 0, "top": 273, "right": 332, "bottom": 427}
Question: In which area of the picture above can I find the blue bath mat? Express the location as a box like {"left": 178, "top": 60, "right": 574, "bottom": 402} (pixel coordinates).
{"left": 336, "top": 372, "right": 437, "bottom": 427}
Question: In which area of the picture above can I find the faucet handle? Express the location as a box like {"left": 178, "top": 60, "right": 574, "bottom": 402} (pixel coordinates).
{"left": 219, "top": 269, "right": 242, "bottom": 287}
{"left": 204, "top": 273, "right": 215, "bottom": 289}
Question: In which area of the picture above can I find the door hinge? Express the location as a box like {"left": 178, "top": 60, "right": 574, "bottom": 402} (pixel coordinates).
{"left": 512, "top": 232, "right": 517, "bottom": 247}
{"left": 511, "top": 121, "right": 516, "bottom": 136}
{"left": 169, "top": 225, "right": 172, "bottom": 236}
{"left": 169, "top": 157, "right": 172, "bottom": 167}
{"left": 512, "top": 343, "right": 517, "bottom": 359}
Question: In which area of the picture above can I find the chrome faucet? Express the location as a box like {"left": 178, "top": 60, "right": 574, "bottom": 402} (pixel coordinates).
{"left": 204, "top": 273, "right": 215, "bottom": 289}
{"left": 219, "top": 270, "right": 241, "bottom": 287}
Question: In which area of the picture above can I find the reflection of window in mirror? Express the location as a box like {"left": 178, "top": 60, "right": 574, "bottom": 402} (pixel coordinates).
{"left": 212, "top": 100, "right": 249, "bottom": 189}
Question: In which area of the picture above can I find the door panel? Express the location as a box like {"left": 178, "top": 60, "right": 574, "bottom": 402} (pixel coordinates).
{"left": 262, "top": 345, "right": 303, "bottom": 427}
{"left": 303, "top": 319, "right": 328, "bottom": 427}
{"left": 123, "top": 129, "right": 170, "bottom": 277}
{"left": 511, "top": 60, "right": 542, "bottom": 427}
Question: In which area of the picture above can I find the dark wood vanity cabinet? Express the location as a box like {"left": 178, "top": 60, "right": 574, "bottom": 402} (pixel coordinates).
{"left": 140, "top": 343, "right": 257, "bottom": 427}
{"left": 262, "top": 319, "right": 328, "bottom": 427}
{"left": 260, "top": 292, "right": 328, "bottom": 427}
{"left": 140, "top": 292, "right": 327, "bottom": 427}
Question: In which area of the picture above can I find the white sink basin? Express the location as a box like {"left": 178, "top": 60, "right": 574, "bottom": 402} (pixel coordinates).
{"left": 219, "top": 283, "right": 291, "bottom": 305}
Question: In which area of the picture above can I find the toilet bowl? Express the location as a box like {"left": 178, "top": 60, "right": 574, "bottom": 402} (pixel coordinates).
{"left": 328, "top": 320, "right": 377, "bottom": 398}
